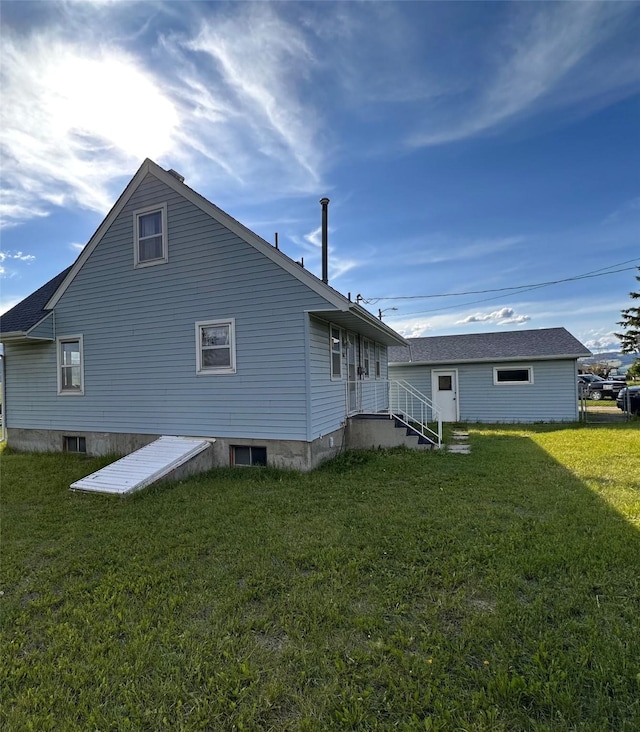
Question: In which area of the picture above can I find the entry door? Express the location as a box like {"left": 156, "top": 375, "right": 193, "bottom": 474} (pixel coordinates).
{"left": 431, "top": 370, "right": 459, "bottom": 422}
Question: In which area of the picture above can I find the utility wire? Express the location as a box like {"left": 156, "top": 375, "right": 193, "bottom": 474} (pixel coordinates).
{"left": 363, "top": 258, "right": 640, "bottom": 305}
{"left": 375, "top": 260, "right": 640, "bottom": 319}
{"left": 398, "top": 283, "right": 552, "bottom": 318}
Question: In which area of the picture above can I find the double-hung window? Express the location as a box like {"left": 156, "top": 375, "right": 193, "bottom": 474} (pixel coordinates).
{"left": 57, "top": 336, "right": 84, "bottom": 395}
{"left": 134, "top": 203, "right": 168, "bottom": 267}
{"left": 196, "top": 319, "right": 236, "bottom": 374}
{"left": 330, "top": 325, "right": 342, "bottom": 379}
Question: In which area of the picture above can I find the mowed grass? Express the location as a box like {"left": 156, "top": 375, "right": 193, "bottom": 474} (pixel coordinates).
{"left": 1, "top": 424, "right": 639, "bottom": 731}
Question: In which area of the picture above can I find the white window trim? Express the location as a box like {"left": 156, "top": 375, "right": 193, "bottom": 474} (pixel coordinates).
{"left": 57, "top": 335, "right": 85, "bottom": 396}
{"left": 493, "top": 365, "right": 534, "bottom": 385}
{"left": 330, "top": 324, "right": 343, "bottom": 380}
{"left": 195, "top": 319, "right": 236, "bottom": 375}
{"left": 134, "top": 203, "right": 168, "bottom": 268}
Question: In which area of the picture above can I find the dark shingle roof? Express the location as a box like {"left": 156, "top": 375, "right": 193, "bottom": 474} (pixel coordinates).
{"left": 0, "top": 267, "right": 71, "bottom": 336}
{"left": 388, "top": 327, "right": 591, "bottom": 364}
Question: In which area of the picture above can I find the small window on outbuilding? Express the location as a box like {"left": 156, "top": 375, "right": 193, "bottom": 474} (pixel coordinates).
{"left": 231, "top": 445, "right": 267, "bottom": 467}
{"left": 494, "top": 367, "right": 533, "bottom": 385}
{"left": 63, "top": 435, "right": 87, "bottom": 453}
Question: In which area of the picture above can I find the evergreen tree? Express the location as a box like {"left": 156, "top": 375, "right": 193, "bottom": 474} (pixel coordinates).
{"left": 615, "top": 267, "right": 640, "bottom": 356}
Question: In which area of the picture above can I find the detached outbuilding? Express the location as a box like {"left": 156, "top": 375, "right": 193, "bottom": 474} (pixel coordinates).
{"left": 388, "top": 328, "right": 591, "bottom": 423}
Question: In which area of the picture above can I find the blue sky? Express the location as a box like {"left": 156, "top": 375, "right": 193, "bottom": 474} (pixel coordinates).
{"left": 1, "top": 0, "right": 638, "bottom": 352}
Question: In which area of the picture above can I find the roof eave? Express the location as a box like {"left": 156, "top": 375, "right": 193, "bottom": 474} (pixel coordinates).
{"left": 0, "top": 331, "right": 28, "bottom": 341}
{"left": 349, "top": 304, "right": 408, "bottom": 346}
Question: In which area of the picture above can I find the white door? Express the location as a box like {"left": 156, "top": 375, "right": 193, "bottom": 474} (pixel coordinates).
{"left": 431, "top": 370, "right": 459, "bottom": 422}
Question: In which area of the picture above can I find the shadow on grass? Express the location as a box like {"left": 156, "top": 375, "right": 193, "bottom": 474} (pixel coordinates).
{"left": 1, "top": 428, "right": 639, "bottom": 731}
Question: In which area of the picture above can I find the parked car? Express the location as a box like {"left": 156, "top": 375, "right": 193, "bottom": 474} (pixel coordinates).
{"left": 577, "top": 374, "right": 626, "bottom": 400}
{"left": 616, "top": 386, "right": 640, "bottom": 415}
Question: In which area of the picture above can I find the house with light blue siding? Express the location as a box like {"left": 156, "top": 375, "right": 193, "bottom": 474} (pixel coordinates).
{"left": 0, "top": 159, "right": 419, "bottom": 470}
{"left": 389, "top": 328, "right": 591, "bottom": 424}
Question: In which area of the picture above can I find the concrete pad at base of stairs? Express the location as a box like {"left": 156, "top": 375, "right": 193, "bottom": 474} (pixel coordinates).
{"left": 447, "top": 444, "right": 471, "bottom": 454}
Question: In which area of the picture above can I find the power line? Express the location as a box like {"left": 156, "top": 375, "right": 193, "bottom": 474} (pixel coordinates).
{"left": 361, "top": 258, "right": 640, "bottom": 305}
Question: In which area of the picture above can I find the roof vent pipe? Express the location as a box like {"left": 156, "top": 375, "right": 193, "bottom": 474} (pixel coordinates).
{"left": 320, "top": 197, "right": 329, "bottom": 284}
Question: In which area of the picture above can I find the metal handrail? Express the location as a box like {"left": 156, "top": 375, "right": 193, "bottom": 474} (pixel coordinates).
{"left": 345, "top": 379, "right": 442, "bottom": 447}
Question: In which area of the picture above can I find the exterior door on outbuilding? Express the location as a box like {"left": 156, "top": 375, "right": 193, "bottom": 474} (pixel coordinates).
{"left": 431, "top": 369, "right": 459, "bottom": 422}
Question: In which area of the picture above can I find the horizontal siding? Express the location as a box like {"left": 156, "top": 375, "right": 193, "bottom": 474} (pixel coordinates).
{"left": 309, "top": 317, "right": 347, "bottom": 437}
{"left": 27, "top": 314, "right": 55, "bottom": 340}
{"left": 389, "top": 364, "right": 431, "bottom": 399}
{"left": 308, "top": 320, "right": 390, "bottom": 437}
{"left": 8, "top": 174, "right": 340, "bottom": 440}
{"left": 389, "top": 360, "right": 580, "bottom": 423}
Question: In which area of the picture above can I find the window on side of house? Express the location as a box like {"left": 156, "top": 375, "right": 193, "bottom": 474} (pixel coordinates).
{"left": 57, "top": 336, "right": 84, "bottom": 395}
{"left": 134, "top": 203, "right": 168, "bottom": 267}
{"left": 375, "top": 344, "right": 381, "bottom": 379}
{"left": 196, "top": 319, "right": 236, "bottom": 374}
{"left": 493, "top": 366, "right": 533, "bottom": 385}
{"left": 330, "top": 325, "right": 342, "bottom": 380}
{"left": 64, "top": 435, "right": 87, "bottom": 453}
{"left": 231, "top": 445, "right": 267, "bottom": 467}
{"left": 363, "top": 339, "right": 371, "bottom": 378}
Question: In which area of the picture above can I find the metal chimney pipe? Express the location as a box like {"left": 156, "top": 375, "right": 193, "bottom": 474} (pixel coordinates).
{"left": 320, "top": 197, "right": 330, "bottom": 283}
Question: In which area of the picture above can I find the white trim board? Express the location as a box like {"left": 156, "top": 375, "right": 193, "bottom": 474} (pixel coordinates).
{"left": 70, "top": 436, "right": 212, "bottom": 495}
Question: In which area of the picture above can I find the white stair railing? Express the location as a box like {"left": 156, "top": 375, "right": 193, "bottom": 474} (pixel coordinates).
{"left": 345, "top": 380, "right": 442, "bottom": 447}
{"left": 389, "top": 380, "right": 442, "bottom": 447}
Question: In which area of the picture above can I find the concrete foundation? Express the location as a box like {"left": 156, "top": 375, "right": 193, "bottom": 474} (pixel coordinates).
{"left": 5, "top": 426, "right": 346, "bottom": 473}
{"left": 345, "top": 415, "right": 433, "bottom": 451}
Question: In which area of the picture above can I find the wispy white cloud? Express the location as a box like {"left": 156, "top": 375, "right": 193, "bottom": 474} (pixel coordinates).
{"left": 0, "top": 2, "right": 332, "bottom": 229}
{"left": 290, "top": 225, "right": 358, "bottom": 282}
{"left": 184, "top": 5, "right": 321, "bottom": 183}
{"left": 412, "top": 235, "right": 524, "bottom": 266}
{"left": 582, "top": 332, "right": 620, "bottom": 353}
{"left": 0, "top": 251, "right": 36, "bottom": 263}
{"left": 410, "top": 3, "right": 640, "bottom": 147}
{"left": 0, "top": 30, "right": 178, "bottom": 227}
{"left": 0, "top": 250, "right": 36, "bottom": 279}
{"left": 395, "top": 321, "right": 433, "bottom": 339}
{"left": 456, "top": 307, "right": 530, "bottom": 326}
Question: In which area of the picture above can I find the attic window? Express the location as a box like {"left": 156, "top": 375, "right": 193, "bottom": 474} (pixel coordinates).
{"left": 134, "top": 204, "right": 168, "bottom": 267}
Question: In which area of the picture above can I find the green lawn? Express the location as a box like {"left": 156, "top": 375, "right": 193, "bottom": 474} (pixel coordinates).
{"left": 1, "top": 424, "right": 639, "bottom": 731}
